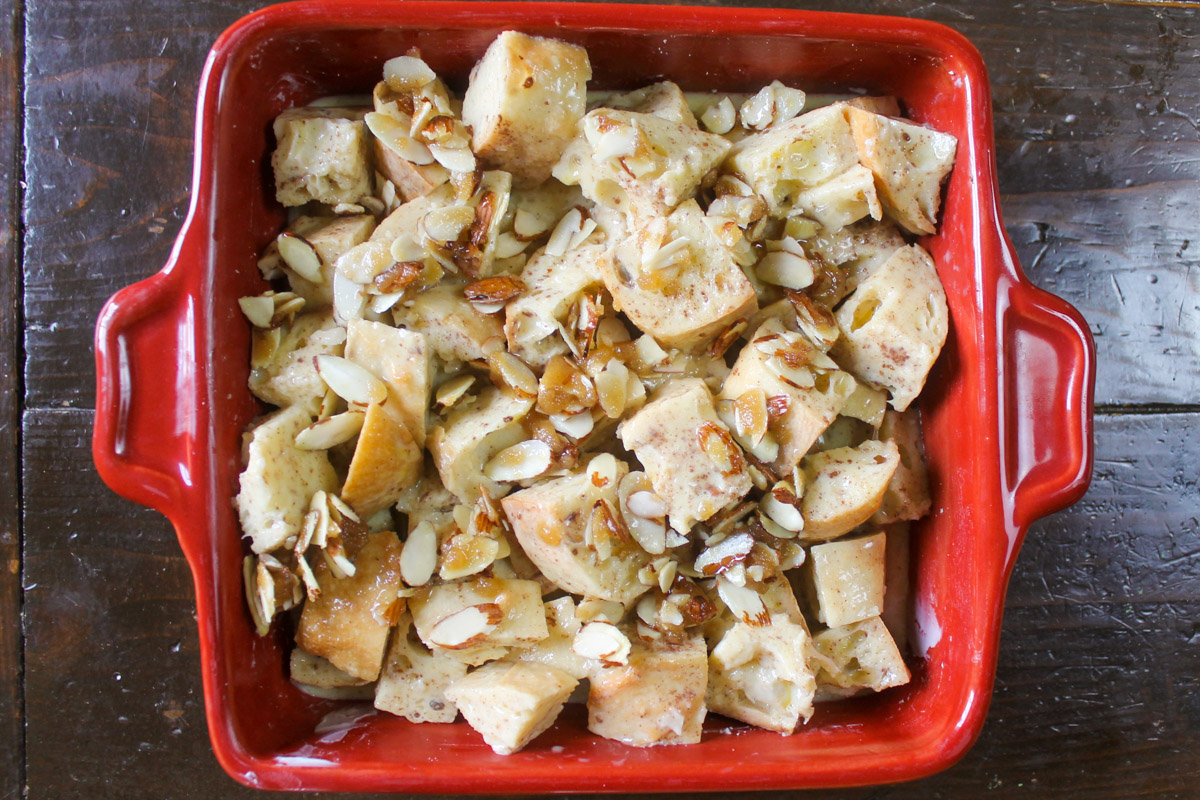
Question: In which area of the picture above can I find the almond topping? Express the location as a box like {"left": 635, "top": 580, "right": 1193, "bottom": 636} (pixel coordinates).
{"left": 314, "top": 355, "right": 388, "bottom": 407}
{"left": 572, "top": 621, "right": 631, "bottom": 665}
{"left": 733, "top": 388, "right": 769, "bottom": 448}
{"left": 428, "top": 603, "right": 502, "bottom": 649}
{"left": 716, "top": 576, "right": 770, "bottom": 627}
{"left": 464, "top": 275, "right": 526, "bottom": 306}
{"left": 294, "top": 410, "right": 366, "bottom": 450}
{"left": 439, "top": 533, "right": 501, "bottom": 580}
{"left": 695, "top": 531, "right": 755, "bottom": 576}
{"left": 483, "top": 440, "right": 553, "bottom": 483}
{"left": 399, "top": 521, "right": 438, "bottom": 587}
{"left": 383, "top": 55, "right": 436, "bottom": 92}
{"left": 238, "top": 295, "right": 275, "bottom": 328}
{"left": 373, "top": 260, "right": 424, "bottom": 294}
{"left": 435, "top": 374, "right": 476, "bottom": 409}
{"left": 487, "top": 350, "right": 539, "bottom": 398}
{"left": 697, "top": 421, "right": 745, "bottom": 477}
{"left": 276, "top": 233, "right": 324, "bottom": 284}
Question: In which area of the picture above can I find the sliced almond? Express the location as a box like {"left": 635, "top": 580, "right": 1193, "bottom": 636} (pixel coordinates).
{"left": 332, "top": 270, "right": 368, "bottom": 326}
{"left": 544, "top": 208, "right": 584, "bottom": 257}
{"left": 314, "top": 355, "right": 388, "bottom": 407}
{"left": 717, "top": 576, "right": 770, "bottom": 626}
{"left": 701, "top": 96, "right": 736, "bottom": 135}
{"left": 422, "top": 204, "right": 475, "bottom": 244}
{"left": 383, "top": 55, "right": 435, "bottom": 92}
{"left": 464, "top": 275, "right": 526, "bottom": 306}
{"left": 585, "top": 498, "right": 629, "bottom": 562}
{"left": 487, "top": 351, "right": 539, "bottom": 398}
{"left": 483, "top": 440, "right": 553, "bottom": 483}
{"left": 755, "top": 510, "right": 797, "bottom": 541}
{"left": 757, "top": 249, "right": 815, "bottom": 290}
{"left": 427, "top": 603, "right": 502, "bottom": 649}
{"left": 512, "top": 207, "right": 553, "bottom": 240}
{"left": 435, "top": 374, "right": 476, "bottom": 409}
{"left": 576, "top": 598, "right": 625, "bottom": 625}
{"left": 733, "top": 388, "right": 769, "bottom": 448}
{"left": 243, "top": 556, "right": 271, "bottom": 636}
{"left": 549, "top": 412, "right": 594, "bottom": 440}
{"left": 373, "top": 260, "right": 424, "bottom": 294}
{"left": 428, "top": 142, "right": 476, "bottom": 174}
{"left": 698, "top": 421, "right": 745, "bottom": 476}
{"left": 626, "top": 490, "right": 668, "bottom": 520}
{"left": 294, "top": 410, "right": 366, "bottom": 450}
{"left": 761, "top": 480, "right": 804, "bottom": 532}
{"left": 594, "top": 360, "right": 629, "bottom": 419}
{"left": 277, "top": 233, "right": 324, "bottom": 284}
{"left": 695, "top": 531, "right": 755, "bottom": 576}
{"left": 439, "top": 533, "right": 501, "bottom": 580}
{"left": 572, "top": 621, "right": 631, "bottom": 665}
{"left": 400, "top": 520, "right": 437, "bottom": 587}
{"left": 587, "top": 453, "right": 619, "bottom": 489}
{"left": 366, "top": 111, "right": 435, "bottom": 165}
{"left": 238, "top": 295, "right": 275, "bottom": 328}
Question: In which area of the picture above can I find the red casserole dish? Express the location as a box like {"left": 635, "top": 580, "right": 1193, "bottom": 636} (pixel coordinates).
{"left": 93, "top": 1, "right": 1095, "bottom": 792}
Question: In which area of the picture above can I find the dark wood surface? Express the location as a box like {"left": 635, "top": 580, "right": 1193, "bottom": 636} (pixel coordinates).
{"left": 8, "top": 0, "right": 1200, "bottom": 797}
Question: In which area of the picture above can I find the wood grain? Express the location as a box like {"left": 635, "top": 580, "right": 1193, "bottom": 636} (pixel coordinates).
{"left": 1, "top": 1, "right": 24, "bottom": 798}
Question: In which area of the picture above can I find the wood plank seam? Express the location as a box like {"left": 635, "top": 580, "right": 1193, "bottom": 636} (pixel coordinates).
{"left": 11, "top": 1, "right": 27, "bottom": 797}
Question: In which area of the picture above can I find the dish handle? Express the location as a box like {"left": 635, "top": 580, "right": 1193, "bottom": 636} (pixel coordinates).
{"left": 1001, "top": 269, "right": 1096, "bottom": 542}
{"left": 93, "top": 227, "right": 201, "bottom": 516}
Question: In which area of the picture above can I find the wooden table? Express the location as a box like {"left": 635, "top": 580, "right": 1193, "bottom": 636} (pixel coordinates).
{"left": 4, "top": 0, "right": 1198, "bottom": 796}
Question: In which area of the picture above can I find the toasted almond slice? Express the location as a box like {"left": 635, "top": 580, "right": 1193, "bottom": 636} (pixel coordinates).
{"left": 295, "top": 552, "right": 320, "bottom": 602}
{"left": 757, "top": 249, "right": 815, "bottom": 290}
{"left": 716, "top": 576, "right": 769, "bottom": 626}
{"left": 493, "top": 232, "right": 528, "bottom": 259}
{"left": 428, "top": 142, "right": 476, "bottom": 174}
{"left": 439, "top": 533, "right": 501, "bottom": 580}
{"left": 585, "top": 498, "right": 629, "bottom": 562}
{"left": 587, "top": 453, "right": 620, "bottom": 489}
{"left": 549, "top": 412, "right": 594, "bottom": 440}
{"left": 487, "top": 351, "right": 539, "bottom": 398}
{"left": 483, "top": 440, "right": 553, "bottom": 482}
{"left": 701, "top": 96, "right": 736, "bottom": 134}
{"left": 765, "top": 355, "right": 815, "bottom": 389}
{"left": 544, "top": 208, "right": 583, "bottom": 257}
{"left": 464, "top": 275, "right": 526, "bottom": 306}
{"left": 695, "top": 531, "right": 755, "bottom": 576}
{"left": 576, "top": 598, "right": 625, "bottom": 625}
{"left": 594, "top": 360, "right": 630, "bottom": 419}
{"left": 512, "top": 207, "right": 552, "bottom": 241}
{"left": 314, "top": 355, "right": 388, "bottom": 407}
{"left": 277, "top": 233, "right": 324, "bottom": 284}
{"left": 698, "top": 421, "right": 746, "bottom": 477}
{"left": 572, "top": 621, "right": 631, "bottom": 665}
{"left": 733, "top": 388, "right": 769, "bottom": 448}
{"left": 428, "top": 603, "right": 502, "bottom": 649}
{"left": 366, "top": 111, "right": 435, "bottom": 165}
{"left": 761, "top": 480, "right": 804, "bottom": 532}
{"left": 626, "top": 491, "right": 668, "bottom": 520}
{"left": 243, "top": 556, "right": 271, "bottom": 636}
{"left": 658, "top": 560, "right": 678, "bottom": 594}
{"left": 294, "top": 410, "right": 366, "bottom": 450}
{"left": 435, "top": 374, "right": 476, "bottom": 409}
{"left": 238, "top": 295, "right": 275, "bottom": 328}
{"left": 368, "top": 291, "right": 405, "bottom": 315}
{"left": 422, "top": 204, "right": 476, "bottom": 244}
{"left": 383, "top": 55, "right": 435, "bottom": 92}
{"left": 250, "top": 327, "right": 281, "bottom": 369}
{"left": 271, "top": 295, "right": 306, "bottom": 325}
{"left": 400, "top": 520, "right": 437, "bottom": 587}
{"left": 332, "top": 271, "right": 368, "bottom": 326}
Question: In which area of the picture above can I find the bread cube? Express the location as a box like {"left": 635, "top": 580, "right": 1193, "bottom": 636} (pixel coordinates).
{"left": 588, "top": 633, "right": 707, "bottom": 746}
{"left": 445, "top": 661, "right": 579, "bottom": 754}
{"left": 397, "top": 282, "right": 505, "bottom": 364}
{"left": 618, "top": 379, "right": 752, "bottom": 534}
{"left": 880, "top": 522, "right": 911, "bottom": 653}
{"left": 462, "top": 31, "right": 591, "bottom": 188}
{"left": 501, "top": 457, "right": 653, "bottom": 605}
{"left": 279, "top": 214, "right": 377, "bottom": 306}
{"left": 870, "top": 409, "right": 932, "bottom": 525}
{"left": 843, "top": 95, "right": 902, "bottom": 117}
{"left": 236, "top": 405, "right": 338, "bottom": 554}
{"left": 792, "top": 164, "right": 882, "bottom": 233}
{"left": 248, "top": 310, "right": 345, "bottom": 412}
{"left": 295, "top": 530, "right": 404, "bottom": 681}
{"left": 345, "top": 320, "right": 432, "bottom": 447}
{"left": 707, "top": 616, "right": 816, "bottom": 733}
{"left": 801, "top": 440, "right": 900, "bottom": 541}
{"left": 271, "top": 107, "right": 371, "bottom": 207}
{"left": 340, "top": 402, "right": 422, "bottom": 519}
{"left": 373, "top": 137, "right": 449, "bottom": 202}
{"left": 809, "top": 531, "right": 886, "bottom": 628}
{"left": 602, "top": 81, "right": 698, "bottom": 128}
{"left": 428, "top": 386, "right": 534, "bottom": 502}
{"left": 290, "top": 648, "right": 368, "bottom": 688}
{"left": 724, "top": 104, "right": 859, "bottom": 216}
{"left": 845, "top": 105, "right": 957, "bottom": 235}
{"left": 374, "top": 614, "right": 467, "bottom": 723}
{"left": 505, "top": 245, "right": 606, "bottom": 367}
{"left": 553, "top": 109, "right": 730, "bottom": 221}
{"left": 513, "top": 597, "right": 588, "bottom": 679}
{"left": 831, "top": 244, "right": 948, "bottom": 411}
{"left": 811, "top": 616, "right": 910, "bottom": 693}
{"left": 718, "top": 317, "right": 856, "bottom": 471}
{"left": 408, "top": 577, "right": 548, "bottom": 665}
{"left": 602, "top": 200, "right": 757, "bottom": 352}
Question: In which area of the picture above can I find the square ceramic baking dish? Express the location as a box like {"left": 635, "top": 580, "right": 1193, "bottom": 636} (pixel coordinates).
{"left": 93, "top": 1, "right": 1095, "bottom": 792}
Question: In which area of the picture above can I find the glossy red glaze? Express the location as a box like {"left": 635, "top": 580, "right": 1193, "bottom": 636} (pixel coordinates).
{"left": 93, "top": 1, "right": 1095, "bottom": 792}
